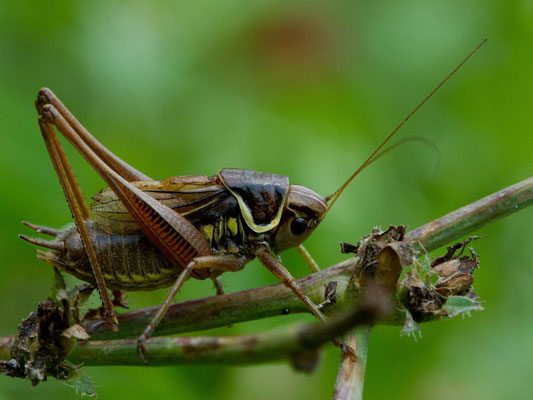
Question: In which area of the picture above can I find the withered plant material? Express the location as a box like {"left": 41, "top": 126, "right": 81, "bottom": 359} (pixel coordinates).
{"left": 0, "top": 271, "right": 94, "bottom": 395}
{"left": 333, "top": 231, "right": 483, "bottom": 399}
{"left": 0, "top": 229, "right": 488, "bottom": 395}
{"left": 338, "top": 228, "right": 482, "bottom": 336}
{"left": 398, "top": 237, "right": 482, "bottom": 335}
{"left": 0, "top": 174, "right": 527, "bottom": 397}
{"left": 343, "top": 225, "right": 414, "bottom": 295}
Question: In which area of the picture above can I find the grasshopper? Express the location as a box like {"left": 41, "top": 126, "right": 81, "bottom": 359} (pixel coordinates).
{"left": 20, "top": 40, "right": 486, "bottom": 360}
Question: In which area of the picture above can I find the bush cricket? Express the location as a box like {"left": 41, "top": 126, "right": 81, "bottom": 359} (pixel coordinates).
{"left": 20, "top": 40, "right": 486, "bottom": 361}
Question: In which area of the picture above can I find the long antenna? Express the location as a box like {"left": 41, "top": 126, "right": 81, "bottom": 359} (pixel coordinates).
{"left": 357, "top": 135, "right": 440, "bottom": 177}
{"left": 320, "top": 39, "right": 487, "bottom": 220}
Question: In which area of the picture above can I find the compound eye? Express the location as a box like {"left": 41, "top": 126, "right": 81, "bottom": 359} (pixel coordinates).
{"left": 290, "top": 217, "right": 308, "bottom": 236}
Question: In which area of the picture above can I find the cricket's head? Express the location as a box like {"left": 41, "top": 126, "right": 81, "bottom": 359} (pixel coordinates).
{"left": 272, "top": 184, "right": 327, "bottom": 253}
{"left": 271, "top": 171, "right": 369, "bottom": 253}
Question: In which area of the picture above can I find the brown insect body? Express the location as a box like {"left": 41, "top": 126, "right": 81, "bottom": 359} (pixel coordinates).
{"left": 21, "top": 41, "right": 484, "bottom": 358}
{"left": 38, "top": 169, "right": 326, "bottom": 290}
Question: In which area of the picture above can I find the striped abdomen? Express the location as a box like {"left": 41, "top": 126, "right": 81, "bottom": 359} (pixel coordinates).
{"left": 37, "top": 213, "right": 255, "bottom": 290}
{"left": 42, "top": 221, "right": 191, "bottom": 291}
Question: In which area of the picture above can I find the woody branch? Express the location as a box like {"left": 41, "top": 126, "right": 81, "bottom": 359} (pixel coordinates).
{"left": 0, "top": 176, "right": 531, "bottom": 366}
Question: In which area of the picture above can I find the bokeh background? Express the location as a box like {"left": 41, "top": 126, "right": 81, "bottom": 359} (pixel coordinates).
{"left": 0, "top": 1, "right": 532, "bottom": 399}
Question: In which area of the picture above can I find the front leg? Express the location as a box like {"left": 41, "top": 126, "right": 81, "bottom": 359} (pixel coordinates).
{"left": 255, "top": 244, "right": 356, "bottom": 359}
{"left": 212, "top": 277, "right": 225, "bottom": 296}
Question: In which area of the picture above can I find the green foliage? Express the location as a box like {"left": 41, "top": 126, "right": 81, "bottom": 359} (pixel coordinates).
{"left": 0, "top": 1, "right": 531, "bottom": 399}
{"left": 0, "top": 268, "right": 93, "bottom": 392}
{"left": 442, "top": 296, "right": 483, "bottom": 319}
{"left": 57, "top": 362, "right": 96, "bottom": 399}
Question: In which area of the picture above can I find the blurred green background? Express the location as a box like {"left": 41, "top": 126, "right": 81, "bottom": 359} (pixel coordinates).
{"left": 0, "top": 1, "right": 532, "bottom": 399}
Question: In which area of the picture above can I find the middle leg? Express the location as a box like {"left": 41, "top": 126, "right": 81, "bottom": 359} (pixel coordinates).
{"left": 212, "top": 277, "right": 226, "bottom": 296}
{"left": 296, "top": 244, "right": 320, "bottom": 273}
{"left": 137, "top": 255, "right": 245, "bottom": 361}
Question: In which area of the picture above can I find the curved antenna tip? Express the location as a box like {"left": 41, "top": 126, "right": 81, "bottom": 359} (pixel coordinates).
{"left": 321, "top": 39, "right": 487, "bottom": 220}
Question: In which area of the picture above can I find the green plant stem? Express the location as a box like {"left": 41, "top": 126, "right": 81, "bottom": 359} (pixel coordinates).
{"left": 88, "top": 259, "right": 356, "bottom": 340}
{"left": 0, "top": 178, "right": 530, "bottom": 366}
{"left": 330, "top": 177, "right": 532, "bottom": 398}
{"left": 330, "top": 177, "right": 532, "bottom": 399}
{"left": 332, "top": 327, "right": 371, "bottom": 400}
{"left": 0, "top": 299, "right": 385, "bottom": 366}
{"left": 406, "top": 176, "right": 533, "bottom": 251}
{"left": 84, "top": 177, "right": 532, "bottom": 341}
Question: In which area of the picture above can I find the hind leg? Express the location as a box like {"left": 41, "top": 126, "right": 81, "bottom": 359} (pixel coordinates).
{"left": 36, "top": 116, "right": 118, "bottom": 330}
{"left": 36, "top": 88, "right": 150, "bottom": 182}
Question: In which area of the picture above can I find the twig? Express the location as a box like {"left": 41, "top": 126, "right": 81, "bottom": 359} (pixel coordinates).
{"left": 0, "top": 178, "right": 531, "bottom": 368}
{"left": 332, "top": 327, "right": 371, "bottom": 400}
{"left": 87, "top": 259, "right": 357, "bottom": 340}
{"left": 70, "top": 296, "right": 387, "bottom": 366}
{"left": 406, "top": 176, "right": 533, "bottom": 251}
{"left": 330, "top": 177, "right": 532, "bottom": 399}
{"left": 81, "top": 176, "right": 532, "bottom": 340}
